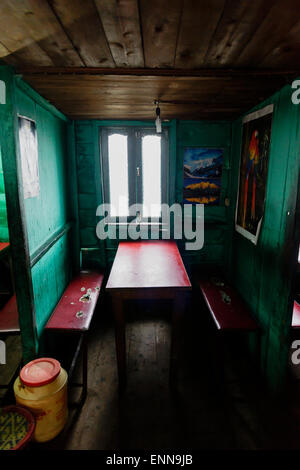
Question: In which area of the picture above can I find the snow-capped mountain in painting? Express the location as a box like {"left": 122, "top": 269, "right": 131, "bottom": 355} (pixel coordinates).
{"left": 183, "top": 148, "right": 224, "bottom": 205}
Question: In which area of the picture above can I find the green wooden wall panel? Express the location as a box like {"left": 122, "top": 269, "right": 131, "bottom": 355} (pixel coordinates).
{"left": 79, "top": 209, "right": 98, "bottom": 227}
{"left": 78, "top": 193, "right": 97, "bottom": 210}
{"left": 177, "top": 121, "right": 232, "bottom": 145}
{"left": 75, "top": 125, "right": 100, "bottom": 255}
{"left": 229, "top": 82, "right": 300, "bottom": 392}
{"left": 176, "top": 121, "right": 232, "bottom": 266}
{"left": 0, "top": 66, "right": 38, "bottom": 361}
{"left": 76, "top": 123, "right": 94, "bottom": 144}
{"left": 80, "top": 227, "right": 99, "bottom": 247}
{"left": 16, "top": 86, "right": 69, "bottom": 256}
{"left": 12, "top": 80, "right": 72, "bottom": 354}
{"left": 31, "top": 233, "right": 71, "bottom": 339}
{"left": 0, "top": 147, "right": 9, "bottom": 242}
{"left": 67, "top": 122, "right": 80, "bottom": 274}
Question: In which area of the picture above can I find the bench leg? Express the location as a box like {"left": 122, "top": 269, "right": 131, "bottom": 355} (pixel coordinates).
{"left": 45, "top": 329, "right": 89, "bottom": 409}
{"left": 81, "top": 334, "right": 88, "bottom": 405}
{"left": 69, "top": 334, "right": 88, "bottom": 409}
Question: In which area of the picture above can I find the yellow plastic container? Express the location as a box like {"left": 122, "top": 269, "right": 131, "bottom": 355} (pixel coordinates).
{"left": 13, "top": 358, "right": 68, "bottom": 443}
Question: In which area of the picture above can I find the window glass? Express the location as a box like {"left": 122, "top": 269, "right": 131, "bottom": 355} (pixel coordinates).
{"left": 108, "top": 133, "right": 129, "bottom": 216}
{"left": 142, "top": 135, "right": 161, "bottom": 217}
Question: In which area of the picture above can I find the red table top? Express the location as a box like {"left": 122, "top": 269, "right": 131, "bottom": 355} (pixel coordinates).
{"left": 292, "top": 301, "right": 300, "bottom": 328}
{"left": 45, "top": 271, "right": 104, "bottom": 332}
{"left": 106, "top": 241, "right": 191, "bottom": 291}
{"left": 0, "top": 295, "right": 19, "bottom": 333}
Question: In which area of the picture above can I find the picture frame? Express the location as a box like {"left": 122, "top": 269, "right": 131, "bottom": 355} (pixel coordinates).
{"left": 183, "top": 147, "right": 224, "bottom": 205}
{"left": 235, "top": 104, "right": 273, "bottom": 244}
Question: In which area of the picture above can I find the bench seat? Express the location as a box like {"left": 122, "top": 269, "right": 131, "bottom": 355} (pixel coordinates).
{"left": 198, "top": 277, "right": 259, "bottom": 331}
{"left": 45, "top": 270, "right": 104, "bottom": 332}
{"left": 0, "top": 295, "right": 19, "bottom": 333}
{"left": 45, "top": 270, "right": 104, "bottom": 408}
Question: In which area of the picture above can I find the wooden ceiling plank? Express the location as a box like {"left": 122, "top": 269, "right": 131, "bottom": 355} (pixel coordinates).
{"left": 48, "top": 0, "right": 115, "bottom": 67}
{"left": 6, "top": 42, "right": 54, "bottom": 66}
{"left": 36, "top": 34, "right": 83, "bottom": 66}
{"left": 140, "top": 0, "right": 182, "bottom": 68}
{"left": 0, "top": 40, "right": 17, "bottom": 64}
{"left": 0, "top": 0, "right": 82, "bottom": 66}
{"left": 175, "top": 0, "right": 226, "bottom": 68}
{"left": 260, "top": 19, "right": 300, "bottom": 68}
{"left": 22, "top": 0, "right": 84, "bottom": 66}
{"left": 0, "top": 0, "right": 52, "bottom": 64}
{"left": 94, "top": 0, "right": 144, "bottom": 67}
{"left": 203, "top": 0, "right": 273, "bottom": 67}
{"left": 236, "top": 0, "right": 300, "bottom": 67}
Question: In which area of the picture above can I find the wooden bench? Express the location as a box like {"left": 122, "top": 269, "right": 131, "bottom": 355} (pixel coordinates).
{"left": 45, "top": 270, "right": 104, "bottom": 407}
{"left": 198, "top": 277, "right": 259, "bottom": 332}
{"left": 196, "top": 275, "right": 260, "bottom": 383}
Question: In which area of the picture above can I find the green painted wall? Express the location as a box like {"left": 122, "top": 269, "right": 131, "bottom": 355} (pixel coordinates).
{"left": 176, "top": 121, "right": 232, "bottom": 268}
{"left": 0, "top": 147, "right": 9, "bottom": 241}
{"left": 74, "top": 119, "right": 232, "bottom": 269}
{"left": 15, "top": 81, "right": 72, "bottom": 341}
{"left": 229, "top": 83, "right": 300, "bottom": 393}
{"left": 0, "top": 66, "right": 38, "bottom": 361}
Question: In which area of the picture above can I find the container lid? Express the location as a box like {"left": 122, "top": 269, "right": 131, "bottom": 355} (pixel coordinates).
{"left": 20, "top": 357, "right": 61, "bottom": 387}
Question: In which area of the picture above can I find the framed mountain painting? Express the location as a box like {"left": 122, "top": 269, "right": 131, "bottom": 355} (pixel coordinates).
{"left": 183, "top": 147, "right": 224, "bottom": 205}
{"left": 235, "top": 104, "right": 273, "bottom": 244}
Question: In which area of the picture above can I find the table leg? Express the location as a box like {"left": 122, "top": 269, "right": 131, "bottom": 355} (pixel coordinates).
{"left": 112, "top": 295, "right": 127, "bottom": 391}
{"left": 170, "top": 292, "right": 186, "bottom": 387}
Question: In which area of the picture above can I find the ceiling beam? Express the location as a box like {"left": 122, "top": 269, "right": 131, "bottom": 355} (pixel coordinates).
{"left": 16, "top": 66, "right": 300, "bottom": 80}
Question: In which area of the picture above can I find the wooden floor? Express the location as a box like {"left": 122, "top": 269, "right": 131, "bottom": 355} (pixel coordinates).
{"left": 6, "top": 293, "right": 300, "bottom": 450}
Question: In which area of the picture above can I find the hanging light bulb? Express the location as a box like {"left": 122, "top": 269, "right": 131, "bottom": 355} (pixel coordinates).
{"left": 155, "top": 101, "right": 162, "bottom": 133}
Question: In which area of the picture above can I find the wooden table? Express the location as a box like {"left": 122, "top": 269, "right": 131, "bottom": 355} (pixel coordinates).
{"left": 106, "top": 240, "right": 191, "bottom": 389}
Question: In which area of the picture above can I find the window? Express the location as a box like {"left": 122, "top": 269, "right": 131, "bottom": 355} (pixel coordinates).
{"left": 100, "top": 127, "right": 168, "bottom": 221}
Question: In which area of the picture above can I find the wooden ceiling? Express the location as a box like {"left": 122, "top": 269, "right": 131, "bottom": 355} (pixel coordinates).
{"left": 1, "top": 0, "right": 300, "bottom": 120}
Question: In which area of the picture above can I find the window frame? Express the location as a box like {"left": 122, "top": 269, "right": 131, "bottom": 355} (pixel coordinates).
{"left": 100, "top": 126, "right": 169, "bottom": 224}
